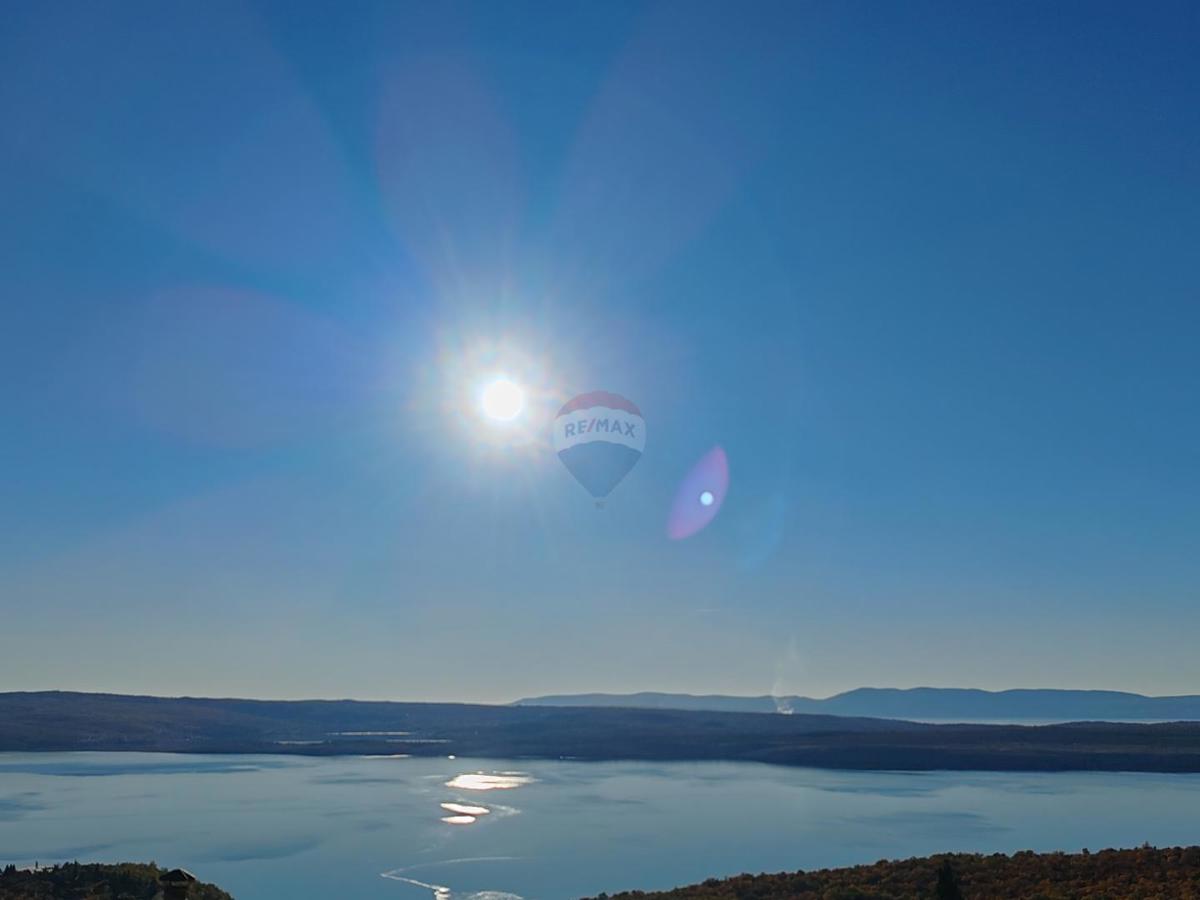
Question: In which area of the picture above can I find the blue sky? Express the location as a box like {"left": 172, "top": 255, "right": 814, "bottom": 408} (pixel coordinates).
{"left": 2, "top": 1, "right": 1197, "bottom": 702}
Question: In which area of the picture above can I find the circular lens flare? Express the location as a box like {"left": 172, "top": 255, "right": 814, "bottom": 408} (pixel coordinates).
{"left": 480, "top": 378, "right": 524, "bottom": 421}
{"left": 667, "top": 446, "right": 729, "bottom": 540}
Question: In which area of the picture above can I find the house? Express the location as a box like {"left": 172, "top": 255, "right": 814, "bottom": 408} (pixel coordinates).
{"left": 158, "top": 868, "right": 197, "bottom": 900}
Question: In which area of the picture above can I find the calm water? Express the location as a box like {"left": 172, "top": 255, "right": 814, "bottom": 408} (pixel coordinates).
{"left": 3, "top": 753, "right": 1200, "bottom": 899}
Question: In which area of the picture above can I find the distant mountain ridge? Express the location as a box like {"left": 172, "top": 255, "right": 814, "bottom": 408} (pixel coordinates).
{"left": 514, "top": 687, "right": 1200, "bottom": 721}
{"left": 8, "top": 691, "right": 1200, "bottom": 772}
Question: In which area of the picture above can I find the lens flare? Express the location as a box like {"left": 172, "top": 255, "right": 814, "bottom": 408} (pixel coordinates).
{"left": 667, "top": 446, "right": 729, "bottom": 540}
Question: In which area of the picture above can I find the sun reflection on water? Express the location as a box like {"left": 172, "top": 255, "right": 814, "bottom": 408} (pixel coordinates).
{"left": 445, "top": 772, "right": 535, "bottom": 791}
{"left": 441, "top": 802, "right": 490, "bottom": 816}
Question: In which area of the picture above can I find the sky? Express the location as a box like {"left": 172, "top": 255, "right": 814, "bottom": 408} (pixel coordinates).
{"left": 2, "top": 1, "right": 1197, "bottom": 703}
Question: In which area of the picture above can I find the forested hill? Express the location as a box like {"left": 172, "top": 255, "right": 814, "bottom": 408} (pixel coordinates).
{"left": 7, "top": 691, "right": 1200, "bottom": 772}
{"left": 517, "top": 687, "right": 1200, "bottom": 720}
{"left": 583, "top": 845, "right": 1200, "bottom": 899}
{"left": 0, "top": 862, "right": 231, "bottom": 899}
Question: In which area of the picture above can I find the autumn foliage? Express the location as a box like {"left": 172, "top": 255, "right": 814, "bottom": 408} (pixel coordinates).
{"left": 587, "top": 845, "right": 1200, "bottom": 899}
{"left": 0, "top": 862, "right": 231, "bottom": 900}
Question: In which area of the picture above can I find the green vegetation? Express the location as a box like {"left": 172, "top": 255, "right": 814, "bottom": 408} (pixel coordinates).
{"left": 0, "top": 862, "right": 232, "bottom": 900}
{"left": 585, "top": 846, "right": 1200, "bottom": 899}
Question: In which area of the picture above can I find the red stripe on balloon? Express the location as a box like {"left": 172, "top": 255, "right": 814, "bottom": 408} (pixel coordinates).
{"left": 557, "top": 391, "right": 642, "bottom": 417}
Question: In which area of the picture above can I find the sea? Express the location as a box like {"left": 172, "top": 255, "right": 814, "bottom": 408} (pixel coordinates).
{"left": 3, "top": 752, "right": 1200, "bottom": 899}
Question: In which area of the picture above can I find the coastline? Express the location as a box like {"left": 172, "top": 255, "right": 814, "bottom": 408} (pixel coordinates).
{"left": 6, "top": 691, "right": 1200, "bottom": 773}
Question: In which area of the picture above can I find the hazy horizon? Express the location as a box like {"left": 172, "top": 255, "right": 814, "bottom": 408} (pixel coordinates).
{"left": 3, "top": 1, "right": 1197, "bottom": 704}
{"left": 8, "top": 682, "right": 1200, "bottom": 707}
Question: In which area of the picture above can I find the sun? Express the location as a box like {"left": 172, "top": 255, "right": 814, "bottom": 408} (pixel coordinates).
{"left": 480, "top": 377, "right": 525, "bottom": 422}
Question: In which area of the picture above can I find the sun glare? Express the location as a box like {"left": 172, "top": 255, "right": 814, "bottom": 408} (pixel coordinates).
{"left": 419, "top": 331, "right": 566, "bottom": 453}
{"left": 480, "top": 377, "right": 525, "bottom": 422}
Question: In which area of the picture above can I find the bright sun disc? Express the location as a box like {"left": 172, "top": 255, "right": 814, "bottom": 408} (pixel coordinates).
{"left": 480, "top": 378, "right": 525, "bottom": 422}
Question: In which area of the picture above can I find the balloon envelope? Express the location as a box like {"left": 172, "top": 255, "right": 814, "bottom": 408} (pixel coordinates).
{"left": 554, "top": 391, "right": 645, "bottom": 499}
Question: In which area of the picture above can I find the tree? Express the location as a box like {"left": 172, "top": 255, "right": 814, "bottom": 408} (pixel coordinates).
{"left": 935, "top": 859, "right": 963, "bottom": 900}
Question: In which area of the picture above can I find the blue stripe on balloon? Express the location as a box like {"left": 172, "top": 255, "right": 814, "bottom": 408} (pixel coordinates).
{"left": 557, "top": 443, "right": 643, "bottom": 499}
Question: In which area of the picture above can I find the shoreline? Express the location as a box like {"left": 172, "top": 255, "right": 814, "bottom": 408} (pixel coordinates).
{"left": 7, "top": 691, "right": 1200, "bottom": 774}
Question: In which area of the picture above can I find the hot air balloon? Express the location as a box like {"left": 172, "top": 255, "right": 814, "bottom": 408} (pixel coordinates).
{"left": 553, "top": 391, "right": 644, "bottom": 503}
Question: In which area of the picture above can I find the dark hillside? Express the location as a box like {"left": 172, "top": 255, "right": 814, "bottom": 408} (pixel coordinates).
{"left": 584, "top": 845, "right": 1200, "bottom": 899}
{"left": 6, "top": 692, "right": 1200, "bottom": 772}
{"left": 0, "top": 862, "right": 231, "bottom": 900}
